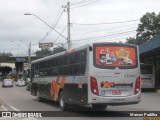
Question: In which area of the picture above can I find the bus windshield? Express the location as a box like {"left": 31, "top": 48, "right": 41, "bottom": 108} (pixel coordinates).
{"left": 93, "top": 44, "right": 138, "bottom": 69}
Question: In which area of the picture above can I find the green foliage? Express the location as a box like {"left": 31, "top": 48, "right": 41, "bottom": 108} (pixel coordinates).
{"left": 35, "top": 48, "right": 52, "bottom": 57}
{"left": 35, "top": 46, "right": 66, "bottom": 57}
{"left": 126, "top": 12, "right": 160, "bottom": 45}
{"left": 52, "top": 46, "right": 66, "bottom": 55}
{"left": 0, "top": 52, "right": 13, "bottom": 57}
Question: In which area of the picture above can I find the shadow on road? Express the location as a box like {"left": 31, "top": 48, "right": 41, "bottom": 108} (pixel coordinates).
{"left": 30, "top": 98, "right": 129, "bottom": 117}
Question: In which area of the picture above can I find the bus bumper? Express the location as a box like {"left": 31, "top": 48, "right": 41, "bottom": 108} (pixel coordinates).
{"left": 88, "top": 92, "right": 141, "bottom": 105}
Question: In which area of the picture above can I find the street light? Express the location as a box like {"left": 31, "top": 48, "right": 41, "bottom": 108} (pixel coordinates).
{"left": 24, "top": 13, "right": 67, "bottom": 41}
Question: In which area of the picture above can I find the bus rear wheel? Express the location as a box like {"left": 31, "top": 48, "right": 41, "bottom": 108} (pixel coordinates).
{"left": 59, "top": 91, "right": 68, "bottom": 111}
{"left": 92, "top": 104, "right": 107, "bottom": 110}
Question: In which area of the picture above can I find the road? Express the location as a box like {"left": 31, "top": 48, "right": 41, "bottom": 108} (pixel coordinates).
{"left": 0, "top": 81, "right": 160, "bottom": 120}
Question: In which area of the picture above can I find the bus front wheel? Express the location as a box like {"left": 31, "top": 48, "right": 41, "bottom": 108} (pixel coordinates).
{"left": 92, "top": 104, "right": 107, "bottom": 110}
{"left": 59, "top": 91, "right": 67, "bottom": 111}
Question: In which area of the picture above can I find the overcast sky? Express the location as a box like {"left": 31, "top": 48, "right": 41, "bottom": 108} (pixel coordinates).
{"left": 0, "top": 0, "right": 160, "bottom": 56}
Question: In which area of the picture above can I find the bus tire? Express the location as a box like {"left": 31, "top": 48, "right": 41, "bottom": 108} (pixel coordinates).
{"left": 59, "top": 91, "right": 67, "bottom": 111}
{"left": 92, "top": 104, "right": 107, "bottom": 110}
{"left": 37, "top": 91, "right": 43, "bottom": 102}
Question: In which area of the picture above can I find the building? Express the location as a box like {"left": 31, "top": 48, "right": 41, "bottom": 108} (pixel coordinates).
{"left": 139, "top": 36, "right": 160, "bottom": 89}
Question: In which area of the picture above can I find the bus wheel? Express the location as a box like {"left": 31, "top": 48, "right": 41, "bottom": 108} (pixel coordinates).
{"left": 92, "top": 104, "right": 107, "bottom": 110}
{"left": 37, "top": 91, "right": 43, "bottom": 102}
{"left": 59, "top": 91, "right": 67, "bottom": 111}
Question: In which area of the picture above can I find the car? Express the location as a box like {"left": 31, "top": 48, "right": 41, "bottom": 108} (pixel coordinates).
{"left": 16, "top": 79, "right": 25, "bottom": 86}
{"left": 2, "top": 79, "right": 13, "bottom": 87}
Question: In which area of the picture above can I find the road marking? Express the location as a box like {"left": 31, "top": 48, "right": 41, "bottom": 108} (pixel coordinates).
{"left": 9, "top": 105, "right": 20, "bottom": 111}
{"left": 1, "top": 105, "right": 8, "bottom": 111}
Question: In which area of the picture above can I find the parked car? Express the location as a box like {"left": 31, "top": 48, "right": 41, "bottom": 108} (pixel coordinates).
{"left": 16, "top": 79, "right": 25, "bottom": 86}
{"left": 2, "top": 79, "right": 13, "bottom": 87}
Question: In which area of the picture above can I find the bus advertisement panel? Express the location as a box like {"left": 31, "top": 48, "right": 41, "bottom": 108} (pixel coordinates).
{"left": 95, "top": 46, "right": 137, "bottom": 67}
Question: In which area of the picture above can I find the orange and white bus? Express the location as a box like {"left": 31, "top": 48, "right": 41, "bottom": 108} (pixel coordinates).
{"left": 30, "top": 42, "right": 141, "bottom": 110}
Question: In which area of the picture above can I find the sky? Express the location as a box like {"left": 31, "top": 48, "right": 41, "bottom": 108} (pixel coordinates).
{"left": 0, "top": 0, "right": 160, "bottom": 56}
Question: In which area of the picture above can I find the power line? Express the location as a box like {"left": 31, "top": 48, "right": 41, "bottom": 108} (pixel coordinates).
{"left": 39, "top": 8, "right": 64, "bottom": 43}
{"left": 72, "top": 30, "right": 136, "bottom": 42}
{"left": 71, "top": 0, "right": 101, "bottom": 9}
{"left": 71, "top": 26, "right": 137, "bottom": 36}
{"left": 71, "top": 0, "right": 94, "bottom": 6}
{"left": 71, "top": 36, "right": 130, "bottom": 45}
{"left": 71, "top": 22, "right": 138, "bottom": 35}
{"left": 72, "top": 19, "right": 139, "bottom": 25}
{"left": 53, "top": 25, "right": 67, "bottom": 43}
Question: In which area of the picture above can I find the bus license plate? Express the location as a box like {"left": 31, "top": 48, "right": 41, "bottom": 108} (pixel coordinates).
{"left": 112, "top": 90, "right": 121, "bottom": 95}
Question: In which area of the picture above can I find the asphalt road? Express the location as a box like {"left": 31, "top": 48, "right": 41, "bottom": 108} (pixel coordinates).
{"left": 0, "top": 81, "right": 160, "bottom": 120}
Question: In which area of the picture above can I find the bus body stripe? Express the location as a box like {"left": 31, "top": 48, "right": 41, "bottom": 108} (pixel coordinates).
{"left": 50, "top": 76, "right": 66, "bottom": 101}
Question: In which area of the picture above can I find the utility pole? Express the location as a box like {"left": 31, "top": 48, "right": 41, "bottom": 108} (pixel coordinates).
{"left": 67, "top": 2, "right": 71, "bottom": 50}
{"left": 28, "top": 42, "right": 31, "bottom": 69}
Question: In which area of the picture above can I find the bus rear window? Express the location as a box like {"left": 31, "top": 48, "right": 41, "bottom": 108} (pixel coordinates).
{"left": 93, "top": 44, "right": 138, "bottom": 69}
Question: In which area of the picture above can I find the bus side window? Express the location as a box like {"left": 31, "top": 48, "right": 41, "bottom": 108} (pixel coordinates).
{"left": 70, "top": 64, "right": 80, "bottom": 75}
{"left": 31, "top": 64, "right": 35, "bottom": 80}
{"left": 70, "top": 53, "right": 76, "bottom": 64}
{"left": 52, "top": 67, "right": 59, "bottom": 76}
{"left": 46, "top": 68, "right": 51, "bottom": 77}
{"left": 55, "top": 58, "right": 59, "bottom": 67}
{"left": 51, "top": 59, "right": 55, "bottom": 67}
{"left": 80, "top": 49, "right": 87, "bottom": 75}
{"left": 35, "top": 63, "right": 39, "bottom": 78}
{"left": 39, "top": 62, "right": 44, "bottom": 77}
{"left": 81, "top": 63, "right": 86, "bottom": 75}
{"left": 76, "top": 51, "right": 80, "bottom": 63}
{"left": 81, "top": 50, "right": 86, "bottom": 62}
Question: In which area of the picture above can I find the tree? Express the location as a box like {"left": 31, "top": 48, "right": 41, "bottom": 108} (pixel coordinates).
{"left": 35, "top": 48, "right": 53, "bottom": 57}
{"left": 35, "top": 46, "right": 66, "bottom": 57}
{"left": 126, "top": 12, "right": 160, "bottom": 45}
{"left": 52, "top": 46, "right": 66, "bottom": 55}
{"left": 0, "top": 52, "right": 13, "bottom": 57}
{"left": 126, "top": 37, "right": 137, "bottom": 44}
{"left": 0, "top": 52, "right": 13, "bottom": 62}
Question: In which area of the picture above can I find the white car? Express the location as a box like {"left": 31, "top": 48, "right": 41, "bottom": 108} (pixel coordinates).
{"left": 2, "top": 79, "right": 13, "bottom": 87}
{"left": 16, "top": 79, "right": 25, "bottom": 86}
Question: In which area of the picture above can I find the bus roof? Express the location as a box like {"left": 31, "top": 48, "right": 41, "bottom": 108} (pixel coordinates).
{"left": 31, "top": 43, "right": 90, "bottom": 64}
{"left": 31, "top": 42, "right": 138, "bottom": 64}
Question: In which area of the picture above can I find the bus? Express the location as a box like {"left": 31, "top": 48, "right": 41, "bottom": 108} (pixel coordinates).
{"left": 0, "top": 66, "right": 13, "bottom": 80}
{"left": 140, "top": 63, "right": 155, "bottom": 88}
{"left": 30, "top": 42, "right": 141, "bottom": 110}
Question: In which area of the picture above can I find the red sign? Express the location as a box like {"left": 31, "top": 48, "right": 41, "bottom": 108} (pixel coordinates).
{"left": 112, "top": 90, "right": 121, "bottom": 95}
